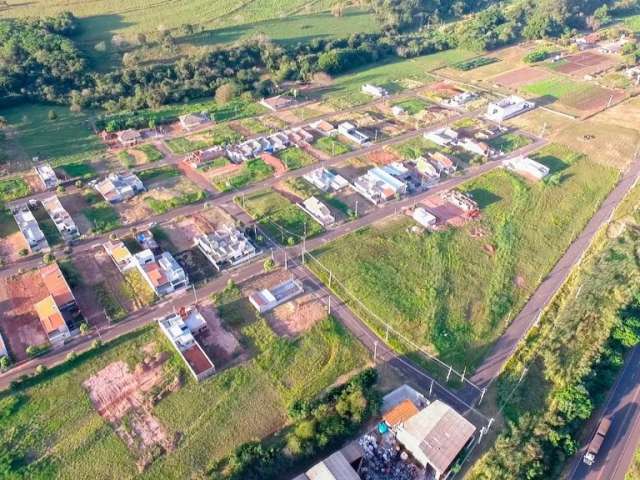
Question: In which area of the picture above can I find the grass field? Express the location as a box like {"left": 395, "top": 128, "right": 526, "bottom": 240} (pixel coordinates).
{"left": 0, "top": 305, "right": 368, "bottom": 478}
{"left": 487, "top": 133, "right": 532, "bottom": 153}
{"left": 320, "top": 49, "right": 474, "bottom": 108}
{"left": 0, "top": 104, "right": 104, "bottom": 168}
{"left": 134, "top": 144, "right": 163, "bottom": 162}
{"left": 314, "top": 136, "right": 352, "bottom": 156}
{"left": 212, "top": 158, "right": 274, "bottom": 192}
{"left": 0, "top": 1, "right": 378, "bottom": 70}
{"left": 278, "top": 147, "right": 316, "bottom": 170}
{"left": 522, "top": 76, "right": 598, "bottom": 102}
{"left": 137, "top": 165, "right": 181, "bottom": 184}
{"left": 60, "top": 162, "right": 97, "bottom": 180}
{"left": 82, "top": 192, "right": 121, "bottom": 234}
{"left": 144, "top": 190, "right": 206, "bottom": 214}
{"left": 236, "top": 188, "right": 323, "bottom": 244}
{"left": 308, "top": 144, "right": 619, "bottom": 369}
{"left": 392, "top": 98, "right": 431, "bottom": 115}
{"left": 0, "top": 178, "right": 30, "bottom": 202}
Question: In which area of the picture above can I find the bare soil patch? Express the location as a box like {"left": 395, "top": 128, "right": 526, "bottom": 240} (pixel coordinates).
{"left": 367, "top": 149, "right": 400, "bottom": 165}
{"left": 266, "top": 290, "right": 327, "bottom": 337}
{"left": 195, "top": 303, "right": 241, "bottom": 366}
{"left": 0, "top": 271, "right": 52, "bottom": 361}
{"left": 554, "top": 52, "right": 618, "bottom": 77}
{"left": 491, "top": 67, "right": 551, "bottom": 88}
{"left": 83, "top": 356, "right": 178, "bottom": 471}
{"left": 0, "top": 231, "right": 27, "bottom": 264}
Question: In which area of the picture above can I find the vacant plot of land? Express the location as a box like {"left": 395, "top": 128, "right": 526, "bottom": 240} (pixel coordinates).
{"left": 82, "top": 192, "right": 121, "bottom": 234}
{"left": 59, "top": 162, "right": 97, "bottom": 180}
{"left": 314, "top": 136, "right": 352, "bottom": 156}
{"left": 320, "top": 49, "right": 474, "bottom": 108}
{"left": 277, "top": 147, "right": 316, "bottom": 170}
{"left": 135, "top": 144, "right": 164, "bottom": 162}
{"left": 551, "top": 51, "right": 618, "bottom": 77}
{"left": 0, "top": 104, "right": 104, "bottom": 167}
{"left": 492, "top": 67, "right": 551, "bottom": 88}
{"left": 0, "top": 177, "right": 30, "bottom": 202}
{"left": 392, "top": 98, "right": 431, "bottom": 115}
{"left": 309, "top": 144, "right": 618, "bottom": 369}
{"left": 237, "top": 188, "right": 292, "bottom": 218}
{"left": 488, "top": 133, "right": 532, "bottom": 153}
{"left": 212, "top": 158, "right": 274, "bottom": 192}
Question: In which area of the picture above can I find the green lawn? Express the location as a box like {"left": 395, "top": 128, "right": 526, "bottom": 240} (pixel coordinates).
{"left": 0, "top": 104, "right": 104, "bottom": 167}
{"left": 165, "top": 137, "right": 209, "bottom": 155}
{"left": 82, "top": 193, "right": 121, "bottom": 234}
{"left": 320, "top": 49, "right": 474, "bottom": 108}
{"left": 392, "top": 98, "right": 431, "bottom": 115}
{"left": 278, "top": 147, "right": 316, "bottom": 170}
{"left": 134, "top": 144, "right": 163, "bottom": 162}
{"left": 59, "top": 162, "right": 97, "bottom": 180}
{"left": 308, "top": 144, "right": 619, "bottom": 369}
{"left": 0, "top": 178, "right": 30, "bottom": 202}
{"left": 522, "top": 76, "right": 597, "bottom": 101}
{"left": 314, "top": 137, "right": 352, "bottom": 156}
{"left": 213, "top": 158, "right": 274, "bottom": 192}
{"left": 144, "top": 190, "right": 206, "bottom": 214}
{"left": 487, "top": 133, "right": 532, "bottom": 153}
{"left": 235, "top": 188, "right": 323, "bottom": 244}
{"left": 0, "top": 304, "right": 368, "bottom": 478}
{"left": 137, "top": 166, "right": 181, "bottom": 184}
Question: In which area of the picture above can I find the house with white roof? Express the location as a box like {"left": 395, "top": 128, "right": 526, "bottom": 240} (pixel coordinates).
{"left": 503, "top": 155, "right": 550, "bottom": 180}
{"left": 303, "top": 168, "right": 349, "bottom": 192}
{"left": 338, "top": 122, "right": 370, "bottom": 145}
{"left": 300, "top": 196, "right": 335, "bottom": 226}
{"left": 116, "top": 129, "right": 142, "bottom": 147}
{"left": 485, "top": 95, "right": 535, "bottom": 122}
{"left": 195, "top": 225, "right": 257, "bottom": 271}
{"left": 94, "top": 172, "right": 145, "bottom": 203}
{"left": 362, "top": 83, "right": 389, "bottom": 98}
{"left": 136, "top": 250, "right": 189, "bottom": 296}
{"left": 444, "top": 91, "right": 478, "bottom": 108}
{"left": 41, "top": 195, "right": 79, "bottom": 242}
{"left": 158, "top": 306, "right": 215, "bottom": 381}
{"left": 353, "top": 167, "right": 408, "bottom": 205}
{"left": 35, "top": 163, "right": 59, "bottom": 190}
{"left": 413, "top": 207, "right": 437, "bottom": 228}
{"left": 414, "top": 157, "right": 441, "bottom": 186}
{"left": 428, "top": 151, "right": 457, "bottom": 175}
{"left": 13, "top": 205, "right": 48, "bottom": 252}
{"left": 424, "top": 127, "right": 459, "bottom": 147}
{"left": 104, "top": 240, "right": 136, "bottom": 272}
{"left": 249, "top": 279, "right": 304, "bottom": 313}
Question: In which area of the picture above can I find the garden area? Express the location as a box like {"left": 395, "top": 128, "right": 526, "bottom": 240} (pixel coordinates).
{"left": 308, "top": 144, "right": 619, "bottom": 369}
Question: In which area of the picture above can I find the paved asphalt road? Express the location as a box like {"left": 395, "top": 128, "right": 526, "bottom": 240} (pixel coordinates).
{"left": 461, "top": 155, "right": 640, "bottom": 403}
{"left": 567, "top": 345, "right": 640, "bottom": 480}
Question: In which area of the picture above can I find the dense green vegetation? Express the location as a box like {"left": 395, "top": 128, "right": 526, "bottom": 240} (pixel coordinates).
{"left": 308, "top": 145, "right": 618, "bottom": 368}
{"left": 0, "top": 178, "right": 30, "bottom": 202}
{"left": 470, "top": 197, "right": 640, "bottom": 479}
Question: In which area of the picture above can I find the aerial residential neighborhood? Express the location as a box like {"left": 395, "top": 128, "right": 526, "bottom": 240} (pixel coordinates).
{"left": 2, "top": 1, "right": 640, "bottom": 479}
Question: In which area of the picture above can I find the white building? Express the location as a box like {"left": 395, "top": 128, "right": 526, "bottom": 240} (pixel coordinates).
{"left": 309, "top": 120, "right": 337, "bottom": 137}
{"left": 179, "top": 113, "right": 208, "bottom": 131}
{"left": 442, "top": 190, "right": 479, "bottom": 214}
{"left": 158, "top": 307, "right": 215, "bottom": 381}
{"left": 35, "top": 163, "right": 59, "bottom": 190}
{"left": 391, "top": 105, "right": 406, "bottom": 117}
{"left": 503, "top": 155, "right": 550, "bottom": 180}
{"left": 300, "top": 196, "right": 335, "bottom": 226}
{"left": 0, "top": 331, "right": 8, "bottom": 360}
{"left": 116, "top": 129, "right": 142, "bottom": 147}
{"left": 424, "top": 127, "right": 459, "bottom": 147}
{"left": 94, "top": 172, "right": 145, "bottom": 203}
{"left": 338, "top": 122, "right": 370, "bottom": 145}
{"left": 353, "top": 167, "right": 408, "bottom": 205}
{"left": 361, "top": 83, "right": 389, "bottom": 98}
{"left": 444, "top": 91, "right": 478, "bottom": 108}
{"left": 136, "top": 250, "right": 189, "bottom": 296}
{"left": 457, "top": 138, "right": 491, "bottom": 157}
{"left": 485, "top": 95, "right": 535, "bottom": 122}
{"left": 413, "top": 207, "right": 437, "bottom": 228}
{"left": 396, "top": 400, "right": 476, "bottom": 479}
{"left": 104, "top": 240, "right": 136, "bottom": 272}
{"left": 303, "top": 168, "right": 349, "bottom": 192}
{"left": 415, "top": 156, "right": 441, "bottom": 184}
{"left": 13, "top": 205, "right": 48, "bottom": 252}
{"left": 249, "top": 279, "right": 304, "bottom": 313}
{"left": 41, "top": 195, "right": 79, "bottom": 241}
{"left": 195, "top": 225, "right": 257, "bottom": 271}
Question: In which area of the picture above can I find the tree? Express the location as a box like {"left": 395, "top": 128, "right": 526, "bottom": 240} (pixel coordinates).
{"left": 215, "top": 83, "right": 236, "bottom": 105}
{"left": 0, "top": 356, "right": 9, "bottom": 370}
{"left": 79, "top": 323, "right": 89, "bottom": 335}
{"left": 263, "top": 258, "right": 276, "bottom": 272}
{"left": 35, "top": 364, "right": 47, "bottom": 375}
{"left": 554, "top": 384, "right": 593, "bottom": 421}
{"left": 43, "top": 253, "right": 55, "bottom": 264}
{"left": 593, "top": 4, "right": 611, "bottom": 26}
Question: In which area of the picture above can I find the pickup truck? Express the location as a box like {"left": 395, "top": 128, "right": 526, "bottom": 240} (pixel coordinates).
{"left": 583, "top": 418, "right": 611, "bottom": 466}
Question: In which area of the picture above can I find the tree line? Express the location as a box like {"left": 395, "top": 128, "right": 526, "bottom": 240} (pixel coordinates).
{"left": 0, "top": 1, "right": 637, "bottom": 114}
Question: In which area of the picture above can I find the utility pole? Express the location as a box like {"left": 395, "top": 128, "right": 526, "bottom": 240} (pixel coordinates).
{"left": 373, "top": 340, "right": 378, "bottom": 363}
{"left": 284, "top": 250, "right": 288, "bottom": 270}
{"left": 429, "top": 379, "right": 434, "bottom": 397}
{"left": 327, "top": 295, "right": 331, "bottom": 314}
{"left": 355, "top": 200, "right": 359, "bottom": 217}
{"left": 192, "top": 284, "right": 198, "bottom": 304}
{"left": 479, "top": 387, "right": 487, "bottom": 405}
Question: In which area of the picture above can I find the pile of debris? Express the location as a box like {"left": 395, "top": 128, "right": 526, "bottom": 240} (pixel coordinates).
{"left": 358, "top": 434, "right": 420, "bottom": 480}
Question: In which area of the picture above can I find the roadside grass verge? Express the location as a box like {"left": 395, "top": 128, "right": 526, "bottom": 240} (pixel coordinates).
{"left": 308, "top": 144, "right": 619, "bottom": 369}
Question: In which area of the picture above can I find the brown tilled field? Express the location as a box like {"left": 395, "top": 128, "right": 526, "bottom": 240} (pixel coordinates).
{"left": 0, "top": 271, "right": 52, "bottom": 361}
{"left": 554, "top": 52, "right": 619, "bottom": 77}
{"left": 491, "top": 67, "right": 551, "bottom": 88}
{"left": 562, "top": 87, "right": 626, "bottom": 113}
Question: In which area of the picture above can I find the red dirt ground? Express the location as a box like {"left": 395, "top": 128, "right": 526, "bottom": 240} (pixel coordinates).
{"left": 0, "top": 271, "right": 52, "bottom": 361}
{"left": 554, "top": 52, "right": 618, "bottom": 77}
{"left": 367, "top": 150, "right": 400, "bottom": 165}
{"left": 421, "top": 196, "right": 473, "bottom": 228}
{"left": 492, "top": 67, "right": 551, "bottom": 88}
{"left": 260, "top": 152, "right": 287, "bottom": 176}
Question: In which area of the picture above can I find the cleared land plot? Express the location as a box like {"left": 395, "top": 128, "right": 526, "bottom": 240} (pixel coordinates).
{"left": 82, "top": 191, "right": 121, "bottom": 234}
{"left": 0, "top": 299, "right": 369, "bottom": 479}
{"left": 309, "top": 144, "right": 619, "bottom": 369}
{"left": 491, "top": 67, "right": 551, "bottom": 88}
{"left": 550, "top": 51, "right": 619, "bottom": 77}
{"left": 313, "top": 136, "right": 352, "bottom": 156}
{"left": 392, "top": 98, "right": 431, "bottom": 115}
{"left": 161, "top": 207, "right": 234, "bottom": 252}
{"left": 277, "top": 147, "right": 316, "bottom": 170}
{"left": 166, "top": 124, "right": 244, "bottom": 154}
{"left": 212, "top": 158, "right": 274, "bottom": 192}
{"left": 0, "top": 208, "right": 27, "bottom": 263}
{"left": 487, "top": 132, "right": 532, "bottom": 153}
{"left": 236, "top": 188, "right": 323, "bottom": 245}
{"left": 0, "top": 270, "right": 54, "bottom": 361}
{"left": 0, "top": 104, "right": 104, "bottom": 168}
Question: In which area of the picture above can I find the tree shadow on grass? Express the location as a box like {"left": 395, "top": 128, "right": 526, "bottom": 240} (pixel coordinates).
{"left": 465, "top": 188, "right": 502, "bottom": 209}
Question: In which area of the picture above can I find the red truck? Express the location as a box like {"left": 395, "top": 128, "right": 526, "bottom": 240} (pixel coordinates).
{"left": 583, "top": 418, "right": 611, "bottom": 466}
